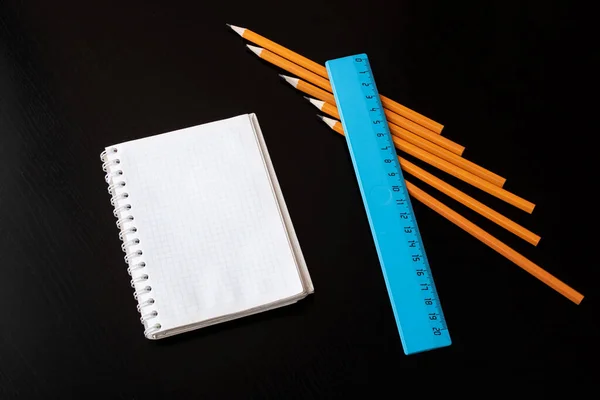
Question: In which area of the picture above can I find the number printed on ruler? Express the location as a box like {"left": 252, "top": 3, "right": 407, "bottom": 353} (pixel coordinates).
{"left": 355, "top": 56, "right": 448, "bottom": 336}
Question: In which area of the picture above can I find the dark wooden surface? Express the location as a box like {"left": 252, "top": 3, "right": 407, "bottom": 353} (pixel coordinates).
{"left": 1, "top": 1, "right": 596, "bottom": 397}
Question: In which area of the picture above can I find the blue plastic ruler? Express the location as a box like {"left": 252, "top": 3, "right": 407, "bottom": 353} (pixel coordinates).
{"left": 325, "top": 54, "right": 451, "bottom": 355}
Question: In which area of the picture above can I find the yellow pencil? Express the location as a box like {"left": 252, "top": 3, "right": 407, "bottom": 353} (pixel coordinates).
{"left": 268, "top": 66, "right": 464, "bottom": 156}
{"left": 314, "top": 112, "right": 533, "bottom": 213}
{"left": 246, "top": 45, "right": 456, "bottom": 151}
{"left": 228, "top": 23, "right": 444, "bottom": 134}
{"left": 318, "top": 115, "right": 538, "bottom": 244}
{"left": 305, "top": 96, "right": 505, "bottom": 187}
{"left": 408, "top": 181, "right": 582, "bottom": 305}
{"left": 319, "top": 115, "right": 581, "bottom": 304}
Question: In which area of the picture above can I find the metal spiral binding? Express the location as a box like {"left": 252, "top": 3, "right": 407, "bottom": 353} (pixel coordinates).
{"left": 101, "top": 148, "right": 161, "bottom": 338}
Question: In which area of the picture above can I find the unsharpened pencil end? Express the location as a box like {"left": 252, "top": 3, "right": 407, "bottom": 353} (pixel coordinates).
{"left": 246, "top": 45, "right": 263, "bottom": 57}
{"left": 226, "top": 24, "right": 247, "bottom": 37}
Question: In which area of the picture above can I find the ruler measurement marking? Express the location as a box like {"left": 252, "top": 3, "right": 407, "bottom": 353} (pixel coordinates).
{"left": 326, "top": 54, "right": 451, "bottom": 354}
{"left": 358, "top": 59, "right": 447, "bottom": 334}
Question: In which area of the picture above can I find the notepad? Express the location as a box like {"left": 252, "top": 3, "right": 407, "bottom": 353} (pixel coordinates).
{"left": 100, "top": 114, "right": 313, "bottom": 339}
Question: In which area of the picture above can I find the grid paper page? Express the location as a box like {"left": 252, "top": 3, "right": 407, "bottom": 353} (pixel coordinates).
{"left": 113, "top": 114, "right": 304, "bottom": 335}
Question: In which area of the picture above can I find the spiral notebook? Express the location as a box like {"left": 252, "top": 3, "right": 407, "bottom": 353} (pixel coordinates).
{"left": 100, "top": 114, "right": 313, "bottom": 340}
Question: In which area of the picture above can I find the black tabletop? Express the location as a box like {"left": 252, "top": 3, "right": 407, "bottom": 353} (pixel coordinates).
{"left": 1, "top": 1, "right": 597, "bottom": 397}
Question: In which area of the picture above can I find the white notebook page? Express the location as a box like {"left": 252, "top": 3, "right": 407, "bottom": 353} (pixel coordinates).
{"left": 111, "top": 114, "right": 305, "bottom": 334}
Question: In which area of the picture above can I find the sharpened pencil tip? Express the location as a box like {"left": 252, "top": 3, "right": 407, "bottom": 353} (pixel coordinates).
{"left": 278, "top": 74, "right": 299, "bottom": 88}
{"left": 321, "top": 116, "right": 338, "bottom": 129}
{"left": 246, "top": 45, "right": 263, "bottom": 57}
{"left": 306, "top": 98, "right": 325, "bottom": 109}
{"left": 227, "top": 24, "right": 247, "bottom": 37}
{"left": 316, "top": 114, "right": 324, "bottom": 121}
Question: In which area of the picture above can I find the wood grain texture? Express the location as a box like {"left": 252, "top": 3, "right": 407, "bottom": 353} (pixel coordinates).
{"left": 0, "top": 0, "right": 596, "bottom": 398}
